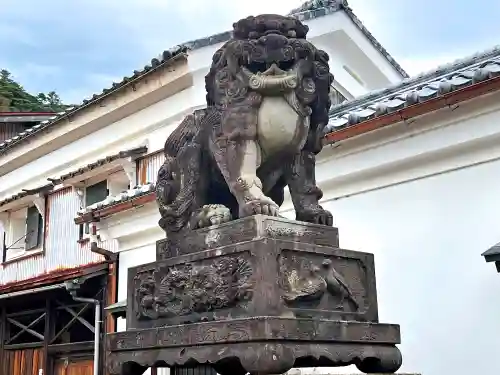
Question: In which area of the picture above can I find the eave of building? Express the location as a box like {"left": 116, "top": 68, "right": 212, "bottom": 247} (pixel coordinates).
{"left": 0, "top": 1, "right": 406, "bottom": 156}
{"left": 288, "top": 0, "right": 407, "bottom": 78}
{"left": 0, "top": 112, "right": 56, "bottom": 123}
{"left": 48, "top": 145, "right": 148, "bottom": 186}
{"left": 105, "top": 299, "right": 127, "bottom": 318}
{"left": 0, "top": 262, "right": 109, "bottom": 294}
{"left": 0, "top": 47, "right": 188, "bottom": 155}
{"left": 0, "top": 146, "right": 149, "bottom": 210}
{"left": 75, "top": 184, "right": 156, "bottom": 224}
{"left": 324, "top": 45, "right": 500, "bottom": 143}
{"left": 482, "top": 242, "right": 500, "bottom": 273}
{"left": 0, "top": 183, "right": 53, "bottom": 211}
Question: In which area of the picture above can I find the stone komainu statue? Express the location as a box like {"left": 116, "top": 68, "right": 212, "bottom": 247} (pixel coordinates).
{"left": 156, "top": 14, "right": 334, "bottom": 236}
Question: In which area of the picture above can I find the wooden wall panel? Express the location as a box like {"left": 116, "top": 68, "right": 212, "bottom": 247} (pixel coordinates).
{"left": 2, "top": 348, "right": 44, "bottom": 375}
{"left": 54, "top": 359, "right": 93, "bottom": 375}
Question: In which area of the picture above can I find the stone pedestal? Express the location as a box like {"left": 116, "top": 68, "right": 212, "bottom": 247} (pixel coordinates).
{"left": 106, "top": 216, "right": 402, "bottom": 375}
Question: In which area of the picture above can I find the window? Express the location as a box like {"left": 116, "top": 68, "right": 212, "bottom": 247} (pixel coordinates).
{"left": 1, "top": 204, "right": 44, "bottom": 261}
{"left": 79, "top": 180, "right": 109, "bottom": 240}
{"left": 85, "top": 180, "right": 109, "bottom": 207}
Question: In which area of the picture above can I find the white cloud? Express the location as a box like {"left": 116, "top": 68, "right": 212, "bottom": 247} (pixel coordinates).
{"left": 59, "top": 73, "right": 124, "bottom": 104}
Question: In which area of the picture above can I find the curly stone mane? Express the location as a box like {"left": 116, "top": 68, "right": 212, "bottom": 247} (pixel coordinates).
{"left": 156, "top": 14, "right": 335, "bottom": 241}
{"left": 205, "top": 14, "right": 333, "bottom": 153}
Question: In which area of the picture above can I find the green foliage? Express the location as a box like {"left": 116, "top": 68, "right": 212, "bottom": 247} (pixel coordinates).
{"left": 0, "top": 69, "right": 69, "bottom": 112}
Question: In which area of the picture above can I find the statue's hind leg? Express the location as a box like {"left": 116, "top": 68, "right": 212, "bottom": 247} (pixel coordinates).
{"left": 286, "top": 149, "right": 333, "bottom": 226}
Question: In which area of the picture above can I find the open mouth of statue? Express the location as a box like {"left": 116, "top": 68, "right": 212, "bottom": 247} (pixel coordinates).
{"left": 241, "top": 60, "right": 298, "bottom": 93}
{"left": 245, "top": 59, "right": 296, "bottom": 75}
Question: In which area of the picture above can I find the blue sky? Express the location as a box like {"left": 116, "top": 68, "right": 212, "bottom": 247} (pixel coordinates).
{"left": 1, "top": 0, "right": 499, "bottom": 104}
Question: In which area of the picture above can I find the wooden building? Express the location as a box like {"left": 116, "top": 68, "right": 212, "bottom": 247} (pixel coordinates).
{"left": 0, "top": 112, "right": 118, "bottom": 374}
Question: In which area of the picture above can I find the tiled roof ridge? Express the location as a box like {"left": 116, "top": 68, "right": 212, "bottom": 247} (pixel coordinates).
{"left": 178, "top": 1, "right": 408, "bottom": 78}
{"left": 329, "top": 44, "right": 500, "bottom": 116}
{"left": 325, "top": 44, "right": 500, "bottom": 134}
{"left": 77, "top": 183, "right": 156, "bottom": 216}
{"left": 341, "top": 4, "right": 408, "bottom": 78}
{"left": 0, "top": 47, "right": 187, "bottom": 155}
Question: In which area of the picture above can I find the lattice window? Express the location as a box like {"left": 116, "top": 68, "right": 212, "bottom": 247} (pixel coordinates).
{"left": 50, "top": 288, "right": 104, "bottom": 345}
{"left": 4, "top": 308, "right": 46, "bottom": 346}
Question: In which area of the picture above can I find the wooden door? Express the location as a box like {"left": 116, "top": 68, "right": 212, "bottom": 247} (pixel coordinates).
{"left": 2, "top": 348, "right": 44, "bottom": 375}
{"left": 54, "top": 359, "right": 93, "bottom": 375}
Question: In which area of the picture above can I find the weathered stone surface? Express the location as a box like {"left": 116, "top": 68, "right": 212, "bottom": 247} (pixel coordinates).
{"left": 106, "top": 12, "right": 403, "bottom": 375}
{"left": 129, "top": 216, "right": 376, "bottom": 330}
{"left": 154, "top": 13, "right": 334, "bottom": 241}
{"left": 110, "top": 215, "right": 401, "bottom": 374}
{"left": 156, "top": 214, "right": 340, "bottom": 259}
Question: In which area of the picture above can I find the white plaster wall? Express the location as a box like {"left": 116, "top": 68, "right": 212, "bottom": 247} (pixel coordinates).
{"left": 278, "top": 95, "right": 500, "bottom": 375}
{"left": 305, "top": 11, "right": 403, "bottom": 84}
{"left": 116, "top": 244, "right": 157, "bottom": 332}
{"left": 316, "top": 158, "right": 500, "bottom": 375}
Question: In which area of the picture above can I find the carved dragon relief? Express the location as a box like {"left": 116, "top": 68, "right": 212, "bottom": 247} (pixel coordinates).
{"left": 155, "top": 14, "right": 335, "bottom": 238}
{"left": 134, "top": 257, "right": 253, "bottom": 320}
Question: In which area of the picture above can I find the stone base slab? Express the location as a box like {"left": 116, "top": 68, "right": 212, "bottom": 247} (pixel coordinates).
{"left": 107, "top": 317, "right": 402, "bottom": 374}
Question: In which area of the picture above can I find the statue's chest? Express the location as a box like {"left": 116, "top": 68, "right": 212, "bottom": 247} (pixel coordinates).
{"left": 257, "top": 96, "right": 308, "bottom": 159}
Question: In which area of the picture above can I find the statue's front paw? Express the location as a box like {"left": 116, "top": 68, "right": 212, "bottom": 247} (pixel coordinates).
{"left": 193, "top": 204, "right": 232, "bottom": 229}
{"left": 240, "top": 198, "right": 279, "bottom": 218}
{"left": 296, "top": 206, "right": 333, "bottom": 226}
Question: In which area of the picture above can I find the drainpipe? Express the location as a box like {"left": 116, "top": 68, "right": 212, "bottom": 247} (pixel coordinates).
{"left": 64, "top": 280, "right": 101, "bottom": 375}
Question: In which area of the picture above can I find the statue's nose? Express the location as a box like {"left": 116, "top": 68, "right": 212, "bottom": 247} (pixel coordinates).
{"left": 258, "top": 33, "right": 288, "bottom": 48}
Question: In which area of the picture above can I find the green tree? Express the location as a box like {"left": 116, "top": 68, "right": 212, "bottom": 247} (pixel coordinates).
{"left": 0, "top": 69, "right": 69, "bottom": 112}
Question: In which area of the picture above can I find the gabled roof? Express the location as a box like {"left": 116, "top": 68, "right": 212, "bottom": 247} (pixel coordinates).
{"left": 0, "top": 0, "right": 406, "bottom": 156}
{"left": 288, "top": 1, "right": 407, "bottom": 78}
{"left": 178, "top": 0, "right": 407, "bottom": 78}
{"left": 324, "top": 45, "right": 500, "bottom": 139}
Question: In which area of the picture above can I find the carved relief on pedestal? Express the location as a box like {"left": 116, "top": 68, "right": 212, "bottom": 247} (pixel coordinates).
{"left": 134, "top": 255, "right": 253, "bottom": 320}
{"left": 278, "top": 251, "right": 365, "bottom": 313}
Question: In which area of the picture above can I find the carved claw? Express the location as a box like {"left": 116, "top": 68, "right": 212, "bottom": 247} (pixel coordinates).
{"left": 240, "top": 198, "right": 280, "bottom": 218}
{"left": 193, "top": 204, "right": 232, "bottom": 229}
{"left": 296, "top": 206, "right": 333, "bottom": 226}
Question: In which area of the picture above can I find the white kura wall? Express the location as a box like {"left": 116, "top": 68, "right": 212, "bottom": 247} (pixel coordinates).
{"left": 318, "top": 158, "right": 500, "bottom": 375}
{"left": 282, "top": 91, "right": 500, "bottom": 375}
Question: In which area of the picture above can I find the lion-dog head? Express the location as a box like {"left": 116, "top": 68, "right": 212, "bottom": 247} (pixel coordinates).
{"left": 205, "top": 14, "right": 334, "bottom": 153}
